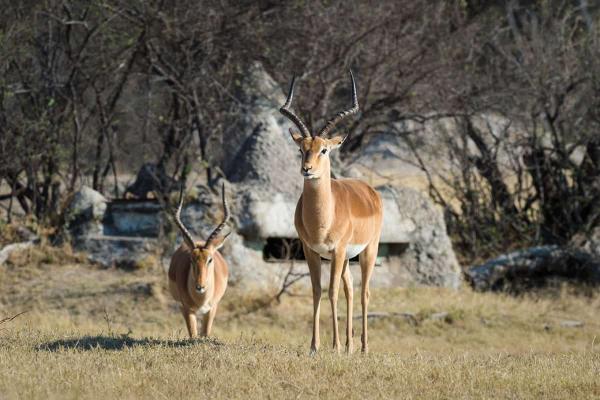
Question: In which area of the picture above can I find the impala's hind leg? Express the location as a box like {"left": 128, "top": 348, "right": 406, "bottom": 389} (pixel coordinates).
{"left": 359, "top": 240, "right": 378, "bottom": 353}
{"left": 341, "top": 259, "right": 354, "bottom": 354}
{"left": 180, "top": 305, "right": 198, "bottom": 338}
{"left": 329, "top": 248, "right": 347, "bottom": 353}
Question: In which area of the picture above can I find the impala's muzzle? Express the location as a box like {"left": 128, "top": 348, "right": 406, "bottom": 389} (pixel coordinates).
{"left": 195, "top": 284, "right": 206, "bottom": 294}
{"left": 302, "top": 165, "right": 317, "bottom": 179}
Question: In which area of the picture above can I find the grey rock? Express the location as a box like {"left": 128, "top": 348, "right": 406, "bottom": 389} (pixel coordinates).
{"left": 370, "top": 185, "right": 462, "bottom": 289}
{"left": 102, "top": 201, "right": 162, "bottom": 237}
{"left": 224, "top": 231, "right": 291, "bottom": 289}
{"left": 572, "top": 226, "right": 600, "bottom": 259}
{"left": 220, "top": 62, "right": 302, "bottom": 239}
{"left": 351, "top": 312, "right": 418, "bottom": 325}
{"left": 344, "top": 133, "right": 426, "bottom": 185}
{"left": 429, "top": 311, "right": 450, "bottom": 321}
{"left": 0, "top": 242, "right": 34, "bottom": 266}
{"left": 214, "top": 62, "right": 300, "bottom": 196}
{"left": 80, "top": 235, "right": 158, "bottom": 269}
{"left": 465, "top": 246, "right": 600, "bottom": 292}
{"left": 124, "top": 163, "right": 179, "bottom": 199}
{"left": 65, "top": 186, "right": 107, "bottom": 238}
{"left": 14, "top": 226, "right": 38, "bottom": 242}
{"left": 67, "top": 186, "right": 107, "bottom": 221}
{"left": 560, "top": 320, "right": 584, "bottom": 328}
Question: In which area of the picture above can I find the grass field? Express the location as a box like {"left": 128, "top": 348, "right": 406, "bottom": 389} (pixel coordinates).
{"left": 0, "top": 244, "right": 599, "bottom": 399}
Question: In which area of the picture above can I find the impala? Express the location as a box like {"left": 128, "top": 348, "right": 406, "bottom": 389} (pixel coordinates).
{"left": 167, "top": 184, "right": 230, "bottom": 338}
{"left": 280, "top": 71, "right": 383, "bottom": 353}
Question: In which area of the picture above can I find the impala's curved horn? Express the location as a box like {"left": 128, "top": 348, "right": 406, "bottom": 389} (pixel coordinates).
{"left": 173, "top": 184, "right": 195, "bottom": 249}
{"left": 318, "top": 70, "right": 359, "bottom": 137}
{"left": 280, "top": 76, "right": 312, "bottom": 138}
{"left": 204, "top": 183, "right": 230, "bottom": 248}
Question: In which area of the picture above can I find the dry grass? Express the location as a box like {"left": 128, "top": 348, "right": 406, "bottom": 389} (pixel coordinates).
{"left": 0, "top": 245, "right": 599, "bottom": 399}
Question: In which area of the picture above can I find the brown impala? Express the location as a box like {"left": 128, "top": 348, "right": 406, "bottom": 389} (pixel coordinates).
{"left": 167, "top": 184, "right": 230, "bottom": 338}
{"left": 280, "top": 71, "right": 384, "bottom": 354}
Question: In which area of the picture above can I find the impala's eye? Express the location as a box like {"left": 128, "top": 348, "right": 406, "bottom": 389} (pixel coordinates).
{"left": 207, "top": 257, "right": 213, "bottom": 264}
{"left": 321, "top": 148, "right": 328, "bottom": 155}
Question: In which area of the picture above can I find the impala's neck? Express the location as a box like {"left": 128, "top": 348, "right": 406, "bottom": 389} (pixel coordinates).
{"left": 302, "top": 163, "right": 335, "bottom": 232}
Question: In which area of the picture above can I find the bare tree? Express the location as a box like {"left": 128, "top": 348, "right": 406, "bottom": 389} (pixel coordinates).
{"left": 403, "top": 1, "right": 600, "bottom": 262}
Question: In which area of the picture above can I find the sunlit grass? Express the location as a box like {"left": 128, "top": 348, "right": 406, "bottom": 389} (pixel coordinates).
{"left": 1, "top": 252, "right": 599, "bottom": 399}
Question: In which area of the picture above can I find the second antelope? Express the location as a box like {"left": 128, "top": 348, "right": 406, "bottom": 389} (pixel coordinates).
{"left": 280, "top": 71, "right": 383, "bottom": 354}
{"left": 167, "top": 184, "right": 230, "bottom": 338}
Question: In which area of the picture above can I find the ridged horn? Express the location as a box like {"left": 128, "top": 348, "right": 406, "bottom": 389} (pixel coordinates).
{"left": 173, "top": 184, "right": 195, "bottom": 249}
{"left": 318, "top": 70, "right": 359, "bottom": 137}
{"left": 280, "top": 75, "right": 312, "bottom": 138}
{"left": 204, "top": 183, "right": 230, "bottom": 248}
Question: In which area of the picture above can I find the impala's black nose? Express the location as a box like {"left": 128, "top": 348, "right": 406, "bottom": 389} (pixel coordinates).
{"left": 195, "top": 285, "right": 206, "bottom": 294}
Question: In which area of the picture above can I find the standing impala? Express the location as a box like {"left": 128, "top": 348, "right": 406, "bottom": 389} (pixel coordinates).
{"left": 167, "top": 184, "right": 230, "bottom": 338}
{"left": 280, "top": 71, "right": 383, "bottom": 353}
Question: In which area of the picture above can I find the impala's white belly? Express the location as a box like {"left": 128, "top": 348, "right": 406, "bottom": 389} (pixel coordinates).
{"left": 309, "top": 243, "right": 367, "bottom": 260}
{"left": 345, "top": 243, "right": 368, "bottom": 259}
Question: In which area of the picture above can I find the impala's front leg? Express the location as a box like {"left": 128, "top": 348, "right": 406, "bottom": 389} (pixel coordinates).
{"left": 180, "top": 305, "right": 198, "bottom": 338}
{"left": 329, "top": 247, "right": 347, "bottom": 353}
{"left": 201, "top": 303, "right": 218, "bottom": 337}
{"left": 341, "top": 259, "right": 354, "bottom": 354}
{"left": 302, "top": 242, "right": 322, "bottom": 354}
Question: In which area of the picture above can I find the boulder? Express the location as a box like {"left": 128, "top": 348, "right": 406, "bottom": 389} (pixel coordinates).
{"left": 571, "top": 226, "right": 600, "bottom": 259}
{"left": 65, "top": 186, "right": 163, "bottom": 268}
{"left": 102, "top": 200, "right": 163, "bottom": 237}
{"left": 65, "top": 186, "right": 107, "bottom": 238}
{"left": 210, "top": 62, "right": 299, "bottom": 194}
{"left": 224, "top": 232, "right": 291, "bottom": 288}
{"left": 81, "top": 235, "right": 158, "bottom": 269}
{"left": 219, "top": 62, "right": 302, "bottom": 239}
{"left": 0, "top": 242, "right": 35, "bottom": 267}
{"left": 124, "top": 163, "right": 180, "bottom": 199}
{"left": 465, "top": 246, "right": 600, "bottom": 292}
{"left": 371, "top": 186, "right": 462, "bottom": 289}
{"left": 343, "top": 133, "right": 429, "bottom": 189}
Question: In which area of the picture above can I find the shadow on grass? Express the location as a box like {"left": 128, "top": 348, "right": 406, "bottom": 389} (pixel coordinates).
{"left": 37, "top": 335, "right": 224, "bottom": 352}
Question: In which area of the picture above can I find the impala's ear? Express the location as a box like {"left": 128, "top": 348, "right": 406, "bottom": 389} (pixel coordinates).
{"left": 329, "top": 135, "right": 347, "bottom": 150}
{"left": 289, "top": 128, "right": 304, "bottom": 146}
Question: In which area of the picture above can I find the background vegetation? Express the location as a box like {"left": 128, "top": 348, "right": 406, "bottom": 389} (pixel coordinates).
{"left": 1, "top": 0, "right": 599, "bottom": 264}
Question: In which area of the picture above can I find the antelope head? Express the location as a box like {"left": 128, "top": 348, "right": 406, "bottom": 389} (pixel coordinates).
{"left": 280, "top": 71, "right": 359, "bottom": 180}
{"left": 173, "top": 184, "right": 230, "bottom": 294}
